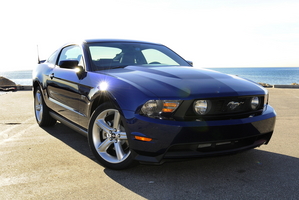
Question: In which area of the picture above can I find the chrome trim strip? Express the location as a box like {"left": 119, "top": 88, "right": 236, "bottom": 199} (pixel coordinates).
{"left": 49, "top": 97, "right": 86, "bottom": 117}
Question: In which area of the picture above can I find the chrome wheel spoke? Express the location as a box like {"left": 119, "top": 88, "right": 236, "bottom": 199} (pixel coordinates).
{"left": 37, "top": 93, "right": 41, "bottom": 104}
{"left": 38, "top": 108, "right": 43, "bottom": 121}
{"left": 35, "top": 91, "right": 43, "bottom": 122}
{"left": 114, "top": 142, "right": 125, "bottom": 160}
{"left": 112, "top": 111, "right": 121, "bottom": 130}
{"left": 97, "top": 139, "right": 113, "bottom": 152}
{"left": 96, "top": 119, "right": 113, "bottom": 133}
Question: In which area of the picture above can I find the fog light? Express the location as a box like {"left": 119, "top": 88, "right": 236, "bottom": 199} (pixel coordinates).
{"left": 194, "top": 100, "right": 211, "bottom": 115}
{"left": 251, "top": 96, "right": 260, "bottom": 110}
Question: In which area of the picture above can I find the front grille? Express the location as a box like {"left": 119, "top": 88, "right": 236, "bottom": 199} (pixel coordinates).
{"left": 174, "top": 95, "right": 266, "bottom": 121}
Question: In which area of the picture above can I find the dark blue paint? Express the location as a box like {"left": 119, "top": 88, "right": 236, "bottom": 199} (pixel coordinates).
{"left": 33, "top": 39, "right": 276, "bottom": 164}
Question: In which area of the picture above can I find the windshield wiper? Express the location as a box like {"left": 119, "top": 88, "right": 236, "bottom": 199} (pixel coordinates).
{"left": 97, "top": 65, "right": 129, "bottom": 70}
{"left": 110, "top": 65, "right": 128, "bottom": 69}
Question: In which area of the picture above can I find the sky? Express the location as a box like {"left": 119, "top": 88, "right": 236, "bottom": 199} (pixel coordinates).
{"left": 0, "top": 0, "right": 298, "bottom": 71}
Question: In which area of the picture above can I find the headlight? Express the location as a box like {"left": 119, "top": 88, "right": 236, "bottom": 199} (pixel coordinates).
{"left": 141, "top": 100, "right": 181, "bottom": 117}
{"left": 250, "top": 96, "right": 260, "bottom": 110}
{"left": 141, "top": 100, "right": 162, "bottom": 116}
{"left": 194, "top": 100, "right": 211, "bottom": 115}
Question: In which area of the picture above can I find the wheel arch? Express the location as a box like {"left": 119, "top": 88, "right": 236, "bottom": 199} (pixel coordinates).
{"left": 89, "top": 91, "right": 122, "bottom": 118}
{"left": 32, "top": 80, "right": 51, "bottom": 109}
{"left": 32, "top": 80, "right": 40, "bottom": 96}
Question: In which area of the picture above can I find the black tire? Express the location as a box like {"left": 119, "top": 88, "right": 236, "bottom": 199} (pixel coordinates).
{"left": 34, "top": 86, "right": 56, "bottom": 127}
{"left": 88, "top": 102, "right": 136, "bottom": 170}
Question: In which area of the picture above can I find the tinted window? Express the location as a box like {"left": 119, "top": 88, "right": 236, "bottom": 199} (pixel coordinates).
{"left": 142, "top": 49, "right": 179, "bottom": 65}
{"left": 87, "top": 42, "right": 190, "bottom": 70}
{"left": 47, "top": 50, "right": 59, "bottom": 64}
{"left": 58, "top": 45, "right": 82, "bottom": 65}
{"left": 90, "top": 46, "right": 122, "bottom": 60}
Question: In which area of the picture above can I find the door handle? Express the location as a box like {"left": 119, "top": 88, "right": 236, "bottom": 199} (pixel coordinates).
{"left": 49, "top": 73, "right": 54, "bottom": 79}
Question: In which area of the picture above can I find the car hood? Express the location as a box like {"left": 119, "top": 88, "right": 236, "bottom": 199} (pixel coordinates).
{"left": 99, "top": 66, "right": 266, "bottom": 99}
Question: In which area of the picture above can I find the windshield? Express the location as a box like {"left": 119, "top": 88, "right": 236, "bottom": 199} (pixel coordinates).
{"left": 87, "top": 42, "right": 190, "bottom": 70}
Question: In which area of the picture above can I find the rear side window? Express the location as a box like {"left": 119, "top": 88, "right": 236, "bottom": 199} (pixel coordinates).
{"left": 47, "top": 50, "right": 59, "bottom": 64}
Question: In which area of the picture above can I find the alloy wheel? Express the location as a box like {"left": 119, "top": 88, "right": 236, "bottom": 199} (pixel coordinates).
{"left": 91, "top": 108, "right": 131, "bottom": 164}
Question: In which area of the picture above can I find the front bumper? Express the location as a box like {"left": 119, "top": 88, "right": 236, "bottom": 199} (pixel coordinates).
{"left": 124, "top": 105, "right": 276, "bottom": 163}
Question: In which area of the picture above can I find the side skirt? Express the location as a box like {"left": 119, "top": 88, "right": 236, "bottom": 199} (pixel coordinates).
{"left": 49, "top": 111, "right": 88, "bottom": 137}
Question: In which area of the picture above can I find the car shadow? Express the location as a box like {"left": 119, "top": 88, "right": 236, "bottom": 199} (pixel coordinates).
{"left": 43, "top": 122, "right": 299, "bottom": 199}
{"left": 104, "top": 150, "right": 299, "bottom": 199}
{"left": 41, "top": 122, "right": 95, "bottom": 160}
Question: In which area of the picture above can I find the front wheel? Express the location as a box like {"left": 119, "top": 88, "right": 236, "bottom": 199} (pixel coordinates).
{"left": 34, "top": 86, "right": 56, "bottom": 127}
{"left": 88, "top": 102, "right": 136, "bottom": 170}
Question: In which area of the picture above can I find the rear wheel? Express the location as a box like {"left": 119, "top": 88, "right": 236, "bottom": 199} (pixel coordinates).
{"left": 34, "top": 86, "right": 56, "bottom": 126}
{"left": 88, "top": 102, "right": 136, "bottom": 170}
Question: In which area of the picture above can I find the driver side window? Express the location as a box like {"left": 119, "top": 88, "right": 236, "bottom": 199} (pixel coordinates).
{"left": 57, "top": 45, "right": 82, "bottom": 66}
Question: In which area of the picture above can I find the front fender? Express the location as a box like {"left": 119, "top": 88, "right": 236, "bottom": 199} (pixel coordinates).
{"left": 87, "top": 74, "right": 157, "bottom": 115}
{"left": 32, "top": 64, "right": 55, "bottom": 107}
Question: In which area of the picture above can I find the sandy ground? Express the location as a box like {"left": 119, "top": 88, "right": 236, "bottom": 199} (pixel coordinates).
{"left": 0, "top": 89, "right": 299, "bottom": 200}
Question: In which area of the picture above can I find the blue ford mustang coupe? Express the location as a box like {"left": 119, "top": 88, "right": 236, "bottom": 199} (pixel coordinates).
{"left": 33, "top": 39, "right": 276, "bottom": 169}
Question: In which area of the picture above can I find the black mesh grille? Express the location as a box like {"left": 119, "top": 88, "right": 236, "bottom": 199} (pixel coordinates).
{"left": 174, "top": 95, "right": 265, "bottom": 121}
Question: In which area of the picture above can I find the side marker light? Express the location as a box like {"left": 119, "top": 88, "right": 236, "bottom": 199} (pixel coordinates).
{"left": 135, "top": 136, "right": 152, "bottom": 142}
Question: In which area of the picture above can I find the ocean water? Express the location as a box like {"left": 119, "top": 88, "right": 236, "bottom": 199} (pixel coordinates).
{"left": 0, "top": 67, "right": 298, "bottom": 86}
{"left": 208, "top": 67, "right": 299, "bottom": 85}
{"left": 0, "top": 70, "right": 32, "bottom": 85}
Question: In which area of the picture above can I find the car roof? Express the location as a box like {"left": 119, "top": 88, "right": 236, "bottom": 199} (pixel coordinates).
{"left": 82, "top": 38, "right": 160, "bottom": 45}
{"left": 59, "top": 39, "right": 163, "bottom": 51}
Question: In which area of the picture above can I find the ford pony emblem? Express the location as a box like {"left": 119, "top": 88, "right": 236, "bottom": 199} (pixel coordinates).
{"left": 227, "top": 101, "right": 244, "bottom": 110}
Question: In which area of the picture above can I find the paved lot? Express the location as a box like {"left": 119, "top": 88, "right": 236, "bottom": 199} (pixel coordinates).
{"left": 0, "top": 89, "right": 299, "bottom": 200}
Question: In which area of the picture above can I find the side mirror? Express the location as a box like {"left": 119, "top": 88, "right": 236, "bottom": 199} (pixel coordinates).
{"left": 58, "top": 60, "right": 86, "bottom": 79}
{"left": 186, "top": 60, "right": 193, "bottom": 66}
{"left": 75, "top": 65, "right": 87, "bottom": 79}
{"left": 58, "top": 60, "right": 79, "bottom": 69}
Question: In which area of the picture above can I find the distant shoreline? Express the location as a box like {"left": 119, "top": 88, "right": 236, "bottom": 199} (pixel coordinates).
{"left": 1, "top": 84, "right": 299, "bottom": 92}
{"left": 1, "top": 68, "right": 299, "bottom": 87}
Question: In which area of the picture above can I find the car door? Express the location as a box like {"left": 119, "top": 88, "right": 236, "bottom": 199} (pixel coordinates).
{"left": 74, "top": 44, "right": 124, "bottom": 129}
{"left": 46, "top": 45, "right": 83, "bottom": 124}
